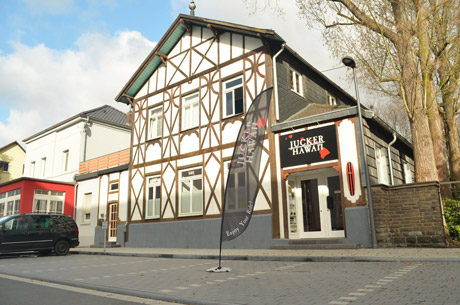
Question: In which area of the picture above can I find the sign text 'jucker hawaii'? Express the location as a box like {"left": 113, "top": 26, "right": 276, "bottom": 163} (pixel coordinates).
{"left": 279, "top": 124, "right": 338, "bottom": 169}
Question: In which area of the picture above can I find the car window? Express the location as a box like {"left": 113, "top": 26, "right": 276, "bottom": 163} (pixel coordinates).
{"left": 3, "top": 216, "right": 29, "bottom": 231}
{"left": 31, "top": 215, "right": 52, "bottom": 229}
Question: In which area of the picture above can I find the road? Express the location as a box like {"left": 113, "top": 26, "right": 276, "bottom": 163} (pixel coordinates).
{"left": 0, "top": 253, "right": 459, "bottom": 305}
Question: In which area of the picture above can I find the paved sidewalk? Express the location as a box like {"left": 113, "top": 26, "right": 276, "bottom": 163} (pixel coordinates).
{"left": 71, "top": 246, "right": 460, "bottom": 262}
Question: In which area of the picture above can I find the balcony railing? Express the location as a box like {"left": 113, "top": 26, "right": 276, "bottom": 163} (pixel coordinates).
{"left": 79, "top": 149, "right": 130, "bottom": 174}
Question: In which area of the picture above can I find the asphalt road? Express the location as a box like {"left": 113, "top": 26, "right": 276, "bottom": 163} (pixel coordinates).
{"left": 0, "top": 275, "right": 169, "bottom": 305}
{"left": 0, "top": 253, "right": 459, "bottom": 305}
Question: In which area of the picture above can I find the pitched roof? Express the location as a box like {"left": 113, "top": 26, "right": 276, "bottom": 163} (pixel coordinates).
{"left": 115, "top": 14, "right": 285, "bottom": 105}
{"left": 0, "top": 141, "right": 26, "bottom": 153}
{"left": 286, "top": 104, "right": 351, "bottom": 121}
{"left": 23, "top": 105, "right": 130, "bottom": 143}
{"left": 81, "top": 104, "right": 128, "bottom": 126}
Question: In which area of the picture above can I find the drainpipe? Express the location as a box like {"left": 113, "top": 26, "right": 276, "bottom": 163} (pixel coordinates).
{"left": 80, "top": 117, "right": 90, "bottom": 162}
{"left": 273, "top": 44, "right": 285, "bottom": 122}
{"left": 387, "top": 132, "right": 397, "bottom": 186}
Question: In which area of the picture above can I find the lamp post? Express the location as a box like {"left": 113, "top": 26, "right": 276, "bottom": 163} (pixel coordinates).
{"left": 342, "top": 56, "right": 377, "bottom": 249}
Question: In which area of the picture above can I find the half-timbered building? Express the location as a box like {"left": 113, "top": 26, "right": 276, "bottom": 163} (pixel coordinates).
{"left": 115, "top": 14, "right": 414, "bottom": 249}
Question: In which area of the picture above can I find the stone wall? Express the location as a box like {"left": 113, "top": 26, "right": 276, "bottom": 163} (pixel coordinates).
{"left": 372, "top": 182, "right": 447, "bottom": 247}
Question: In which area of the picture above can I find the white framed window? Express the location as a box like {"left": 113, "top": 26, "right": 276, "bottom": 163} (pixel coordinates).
{"left": 403, "top": 162, "right": 414, "bottom": 184}
{"left": 179, "top": 167, "right": 203, "bottom": 216}
{"left": 328, "top": 95, "right": 337, "bottom": 106}
{"left": 375, "top": 145, "right": 389, "bottom": 185}
{"left": 109, "top": 182, "right": 119, "bottom": 192}
{"left": 224, "top": 77, "right": 244, "bottom": 118}
{"left": 224, "top": 161, "right": 247, "bottom": 211}
{"left": 289, "top": 69, "right": 303, "bottom": 96}
{"left": 40, "top": 158, "right": 46, "bottom": 177}
{"left": 149, "top": 106, "right": 163, "bottom": 139}
{"left": 182, "top": 92, "right": 200, "bottom": 130}
{"left": 32, "top": 189, "right": 65, "bottom": 214}
{"left": 0, "top": 189, "right": 20, "bottom": 216}
{"left": 30, "top": 161, "right": 35, "bottom": 177}
{"left": 62, "top": 150, "right": 69, "bottom": 172}
{"left": 146, "top": 176, "right": 161, "bottom": 219}
{"left": 0, "top": 161, "right": 9, "bottom": 172}
{"left": 83, "top": 193, "right": 92, "bottom": 222}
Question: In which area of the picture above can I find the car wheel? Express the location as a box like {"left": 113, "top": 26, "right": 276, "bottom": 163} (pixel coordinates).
{"left": 54, "top": 240, "right": 70, "bottom": 256}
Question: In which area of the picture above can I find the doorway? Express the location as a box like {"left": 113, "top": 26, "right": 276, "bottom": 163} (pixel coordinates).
{"left": 108, "top": 203, "right": 118, "bottom": 242}
{"left": 287, "top": 168, "right": 344, "bottom": 239}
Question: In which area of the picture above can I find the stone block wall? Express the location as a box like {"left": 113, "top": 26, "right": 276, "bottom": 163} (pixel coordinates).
{"left": 372, "top": 182, "right": 447, "bottom": 247}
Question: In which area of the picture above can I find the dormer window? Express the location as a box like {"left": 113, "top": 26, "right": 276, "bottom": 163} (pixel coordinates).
{"left": 328, "top": 95, "right": 337, "bottom": 106}
{"left": 289, "top": 69, "right": 303, "bottom": 96}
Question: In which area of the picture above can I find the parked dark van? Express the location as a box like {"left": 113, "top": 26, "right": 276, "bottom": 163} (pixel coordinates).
{"left": 0, "top": 213, "right": 79, "bottom": 256}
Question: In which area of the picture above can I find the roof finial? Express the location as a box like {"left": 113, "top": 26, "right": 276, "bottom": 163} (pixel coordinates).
{"left": 189, "top": 0, "right": 196, "bottom": 16}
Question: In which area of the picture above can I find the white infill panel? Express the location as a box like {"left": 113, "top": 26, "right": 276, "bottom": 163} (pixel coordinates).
{"left": 245, "top": 36, "right": 263, "bottom": 52}
{"left": 231, "top": 34, "right": 243, "bottom": 58}
{"left": 337, "top": 119, "right": 362, "bottom": 203}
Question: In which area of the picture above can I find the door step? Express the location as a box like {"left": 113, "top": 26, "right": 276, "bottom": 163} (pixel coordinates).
{"left": 270, "top": 238, "right": 360, "bottom": 250}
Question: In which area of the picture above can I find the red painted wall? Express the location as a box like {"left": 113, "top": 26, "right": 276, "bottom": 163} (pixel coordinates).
{"left": 0, "top": 178, "right": 75, "bottom": 217}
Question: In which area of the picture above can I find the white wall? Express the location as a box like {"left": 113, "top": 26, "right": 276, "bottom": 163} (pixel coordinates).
{"left": 24, "top": 120, "right": 82, "bottom": 182}
{"left": 85, "top": 123, "right": 130, "bottom": 161}
{"left": 24, "top": 118, "right": 131, "bottom": 183}
{"left": 75, "top": 178, "right": 100, "bottom": 247}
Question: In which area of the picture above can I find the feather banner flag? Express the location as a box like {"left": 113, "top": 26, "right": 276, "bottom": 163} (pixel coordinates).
{"left": 220, "top": 87, "right": 273, "bottom": 242}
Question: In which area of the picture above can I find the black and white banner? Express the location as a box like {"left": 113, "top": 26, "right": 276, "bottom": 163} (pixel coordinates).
{"left": 221, "top": 87, "right": 273, "bottom": 242}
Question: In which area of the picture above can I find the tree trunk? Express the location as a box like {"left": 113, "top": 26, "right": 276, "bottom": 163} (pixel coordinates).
{"left": 443, "top": 93, "right": 460, "bottom": 181}
{"left": 392, "top": 1, "right": 439, "bottom": 182}
{"left": 427, "top": 90, "right": 450, "bottom": 182}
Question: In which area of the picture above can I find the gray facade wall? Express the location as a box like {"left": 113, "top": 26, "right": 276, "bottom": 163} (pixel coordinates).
{"left": 125, "top": 214, "right": 274, "bottom": 249}
{"left": 364, "top": 119, "right": 414, "bottom": 186}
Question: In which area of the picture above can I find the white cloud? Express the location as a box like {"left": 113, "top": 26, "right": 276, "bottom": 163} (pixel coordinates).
{"left": 0, "top": 31, "right": 155, "bottom": 144}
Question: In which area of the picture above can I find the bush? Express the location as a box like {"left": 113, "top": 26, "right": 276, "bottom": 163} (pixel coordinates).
{"left": 444, "top": 199, "right": 460, "bottom": 241}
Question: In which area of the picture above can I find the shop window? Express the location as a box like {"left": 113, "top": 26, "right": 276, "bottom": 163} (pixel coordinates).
{"left": 33, "top": 189, "right": 65, "bottom": 214}
{"left": 179, "top": 167, "right": 203, "bottom": 216}
{"left": 0, "top": 189, "right": 21, "bottom": 216}
{"left": 224, "top": 77, "right": 244, "bottom": 118}
{"left": 146, "top": 176, "right": 161, "bottom": 219}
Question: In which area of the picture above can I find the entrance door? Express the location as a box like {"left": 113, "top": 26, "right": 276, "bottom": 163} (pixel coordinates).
{"left": 108, "top": 203, "right": 118, "bottom": 242}
{"left": 288, "top": 168, "right": 344, "bottom": 238}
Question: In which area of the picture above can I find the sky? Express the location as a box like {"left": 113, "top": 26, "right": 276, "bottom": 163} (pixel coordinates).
{"left": 0, "top": 0, "right": 354, "bottom": 147}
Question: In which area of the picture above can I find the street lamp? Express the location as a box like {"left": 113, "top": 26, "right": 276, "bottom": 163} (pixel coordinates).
{"left": 342, "top": 56, "right": 377, "bottom": 249}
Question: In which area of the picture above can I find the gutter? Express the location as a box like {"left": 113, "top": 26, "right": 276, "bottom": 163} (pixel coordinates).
{"left": 387, "top": 132, "right": 397, "bottom": 185}
{"left": 273, "top": 44, "right": 286, "bottom": 121}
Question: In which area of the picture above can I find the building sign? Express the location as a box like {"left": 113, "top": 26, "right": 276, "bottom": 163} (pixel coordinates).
{"left": 279, "top": 124, "right": 338, "bottom": 168}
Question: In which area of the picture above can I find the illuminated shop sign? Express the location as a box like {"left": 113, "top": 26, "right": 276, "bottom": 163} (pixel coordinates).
{"left": 279, "top": 124, "right": 338, "bottom": 168}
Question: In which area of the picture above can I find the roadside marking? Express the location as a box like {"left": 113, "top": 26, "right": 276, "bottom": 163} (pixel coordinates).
{"left": 339, "top": 297, "right": 357, "bottom": 300}
{"left": 0, "top": 273, "right": 173, "bottom": 304}
{"left": 329, "top": 263, "right": 422, "bottom": 304}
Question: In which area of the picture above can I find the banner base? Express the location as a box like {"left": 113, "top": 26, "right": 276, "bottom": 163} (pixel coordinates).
{"left": 207, "top": 266, "right": 231, "bottom": 273}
